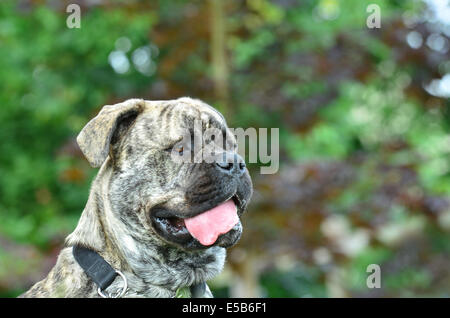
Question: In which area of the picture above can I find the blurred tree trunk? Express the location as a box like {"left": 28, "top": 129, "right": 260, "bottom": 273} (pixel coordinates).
{"left": 326, "top": 268, "right": 349, "bottom": 298}
{"left": 210, "top": 0, "right": 230, "bottom": 119}
{"left": 229, "top": 253, "right": 262, "bottom": 297}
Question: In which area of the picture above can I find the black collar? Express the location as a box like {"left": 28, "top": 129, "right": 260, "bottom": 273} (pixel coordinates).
{"left": 72, "top": 244, "right": 207, "bottom": 298}
{"left": 73, "top": 245, "right": 118, "bottom": 292}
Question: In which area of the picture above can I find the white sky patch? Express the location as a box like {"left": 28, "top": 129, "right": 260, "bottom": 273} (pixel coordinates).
{"left": 132, "top": 46, "right": 156, "bottom": 76}
{"left": 406, "top": 31, "right": 423, "bottom": 49}
{"left": 424, "top": 0, "right": 450, "bottom": 27}
{"left": 426, "top": 32, "right": 449, "bottom": 53}
{"left": 425, "top": 73, "right": 450, "bottom": 98}
{"left": 108, "top": 50, "right": 130, "bottom": 74}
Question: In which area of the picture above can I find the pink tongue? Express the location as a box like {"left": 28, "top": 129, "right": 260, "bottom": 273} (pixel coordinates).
{"left": 184, "top": 200, "right": 239, "bottom": 246}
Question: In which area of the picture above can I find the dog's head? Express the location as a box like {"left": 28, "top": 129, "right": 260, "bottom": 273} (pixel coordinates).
{"left": 76, "top": 98, "right": 253, "bottom": 251}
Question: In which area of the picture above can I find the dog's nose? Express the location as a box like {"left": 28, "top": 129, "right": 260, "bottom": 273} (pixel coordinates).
{"left": 216, "top": 153, "right": 246, "bottom": 175}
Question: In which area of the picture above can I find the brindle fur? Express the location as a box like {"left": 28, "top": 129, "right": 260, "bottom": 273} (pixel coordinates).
{"left": 20, "top": 97, "right": 253, "bottom": 298}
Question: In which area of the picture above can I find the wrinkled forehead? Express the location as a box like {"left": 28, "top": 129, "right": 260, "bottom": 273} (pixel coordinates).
{"left": 132, "top": 99, "right": 232, "bottom": 145}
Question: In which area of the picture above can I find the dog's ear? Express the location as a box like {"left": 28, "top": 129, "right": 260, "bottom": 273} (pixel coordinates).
{"left": 77, "top": 99, "right": 145, "bottom": 168}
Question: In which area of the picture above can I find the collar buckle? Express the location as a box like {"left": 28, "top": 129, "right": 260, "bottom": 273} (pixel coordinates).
{"left": 97, "top": 270, "right": 128, "bottom": 298}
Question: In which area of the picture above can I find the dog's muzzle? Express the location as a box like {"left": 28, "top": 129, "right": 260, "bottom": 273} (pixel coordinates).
{"left": 150, "top": 152, "right": 250, "bottom": 250}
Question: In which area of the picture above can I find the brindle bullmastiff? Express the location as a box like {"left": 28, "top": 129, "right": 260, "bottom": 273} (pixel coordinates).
{"left": 21, "top": 97, "right": 253, "bottom": 298}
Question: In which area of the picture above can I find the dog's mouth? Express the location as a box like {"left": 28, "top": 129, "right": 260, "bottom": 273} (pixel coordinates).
{"left": 151, "top": 195, "right": 243, "bottom": 249}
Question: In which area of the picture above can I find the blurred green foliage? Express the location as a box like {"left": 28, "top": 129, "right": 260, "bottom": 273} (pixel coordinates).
{"left": 0, "top": 0, "right": 449, "bottom": 297}
{"left": 0, "top": 1, "right": 156, "bottom": 247}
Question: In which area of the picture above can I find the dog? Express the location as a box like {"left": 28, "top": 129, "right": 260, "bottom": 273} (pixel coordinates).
{"left": 20, "top": 97, "right": 253, "bottom": 298}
